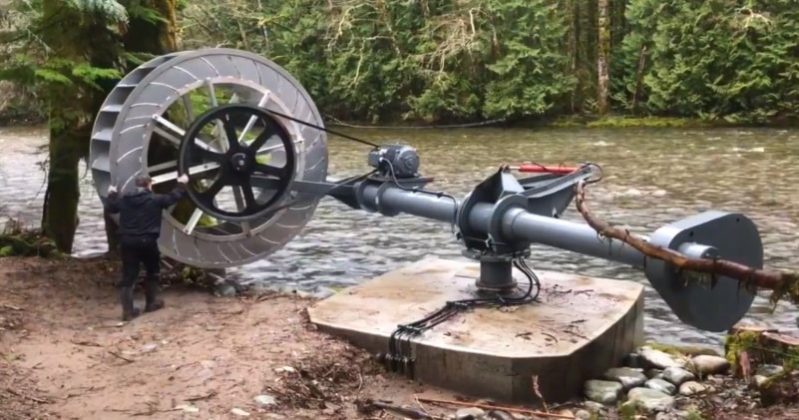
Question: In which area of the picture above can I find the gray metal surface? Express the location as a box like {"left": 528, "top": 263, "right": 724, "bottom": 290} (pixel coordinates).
{"left": 495, "top": 206, "right": 646, "bottom": 268}
{"left": 90, "top": 49, "right": 328, "bottom": 268}
{"left": 348, "top": 181, "right": 762, "bottom": 331}
{"left": 646, "top": 211, "right": 762, "bottom": 331}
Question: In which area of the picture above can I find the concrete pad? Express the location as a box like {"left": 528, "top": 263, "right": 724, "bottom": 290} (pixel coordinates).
{"left": 308, "top": 257, "right": 644, "bottom": 402}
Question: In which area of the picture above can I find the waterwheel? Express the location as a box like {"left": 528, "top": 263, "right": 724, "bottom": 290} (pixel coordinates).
{"left": 89, "top": 49, "right": 328, "bottom": 268}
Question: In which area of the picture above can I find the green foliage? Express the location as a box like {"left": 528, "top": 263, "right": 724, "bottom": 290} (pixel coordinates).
{"left": 69, "top": 0, "right": 128, "bottom": 23}
{"left": 180, "top": 0, "right": 799, "bottom": 125}
{"left": 0, "top": 218, "right": 59, "bottom": 258}
{"left": 183, "top": 0, "right": 573, "bottom": 123}
{"left": 0, "top": 0, "right": 134, "bottom": 125}
{"left": 613, "top": 0, "right": 799, "bottom": 124}
{"left": 585, "top": 116, "right": 696, "bottom": 128}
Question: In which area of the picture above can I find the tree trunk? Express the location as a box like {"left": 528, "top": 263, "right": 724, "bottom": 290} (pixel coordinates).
{"left": 123, "top": 0, "right": 179, "bottom": 53}
{"left": 631, "top": 45, "right": 648, "bottom": 113}
{"left": 40, "top": 0, "right": 93, "bottom": 253}
{"left": 98, "top": 0, "right": 179, "bottom": 252}
{"left": 597, "top": 0, "right": 611, "bottom": 115}
{"left": 43, "top": 116, "right": 84, "bottom": 252}
{"left": 567, "top": 0, "right": 577, "bottom": 113}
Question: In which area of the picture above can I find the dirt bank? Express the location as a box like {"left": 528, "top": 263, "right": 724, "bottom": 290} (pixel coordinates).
{"left": 3, "top": 257, "right": 799, "bottom": 420}
{"left": 0, "top": 257, "right": 460, "bottom": 419}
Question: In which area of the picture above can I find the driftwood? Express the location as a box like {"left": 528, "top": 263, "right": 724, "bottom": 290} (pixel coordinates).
{"left": 357, "top": 399, "right": 438, "bottom": 419}
{"left": 416, "top": 397, "right": 575, "bottom": 419}
{"left": 574, "top": 181, "right": 799, "bottom": 304}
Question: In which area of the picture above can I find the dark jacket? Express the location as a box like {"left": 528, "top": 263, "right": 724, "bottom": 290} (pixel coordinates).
{"left": 106, "top": 185, "right": 186, "bottom": 241}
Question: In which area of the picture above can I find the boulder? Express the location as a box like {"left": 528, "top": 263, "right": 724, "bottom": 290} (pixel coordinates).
{"left": 639, "top": 346, "right": 685, "bottom": 369}
{"left": 485, "top": 410, "right": 514, "bottom": 420}
{"left": 756, "top": 364, "right": 784, "bottom": 378}
{"left": 583, "top": 401, "right": 605, "bottom": 413}
{"left": 679, "top": 381, "right": 707, "bottom": 396}
{"left": 624, "top": 353, "right": 645, "bottom": 369}
{"left": 627, "top": 387, "right": 676, "bottom": 412}
{"left": 603, "top": 367, "right": 647, "bottom": 390}
{"left": 645, "top": 378, "right": 676, "bottom": 395}
{"left": 254, "top": 394, "right": 277, "bottom": 407}
{"left": 584, "top": 380, "right": 623, "bottom": 404}
{"left": 455, "top": 407, "right": 486, "bottom": 420}
{"left": 692, "top": 355, "right": 730, "bottom": 375}
{"left": 662, "top": 367, "right": 695, "bottom": 386}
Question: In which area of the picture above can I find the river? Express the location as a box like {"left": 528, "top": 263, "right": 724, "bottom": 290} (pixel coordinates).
{"left": 1, "top": 125, "right": 798, "bottom": 347}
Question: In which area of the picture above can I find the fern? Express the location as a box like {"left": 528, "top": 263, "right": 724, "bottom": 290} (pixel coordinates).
{"left": 34, "top": 68, "right": 73, "bottom": 85}
{"left": 71, "top": 63, "right": 122, "bottom": 89}
{"left": 126, "top": 1, "right": 167, "bottom": 24}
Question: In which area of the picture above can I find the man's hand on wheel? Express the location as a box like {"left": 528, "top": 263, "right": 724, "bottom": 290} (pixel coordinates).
{"left": 108, "top": 185, "right": 118, "bottom": 194}
{"left": 177, "top": 174, "right": 189, "bottom": 184}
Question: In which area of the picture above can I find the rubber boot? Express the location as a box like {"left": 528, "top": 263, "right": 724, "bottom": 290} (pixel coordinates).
{"left": 144, "top": 275, "right": 165, "bottom": 313}
{"left": 120, "top": 286, "right": 141, "bottom": 321}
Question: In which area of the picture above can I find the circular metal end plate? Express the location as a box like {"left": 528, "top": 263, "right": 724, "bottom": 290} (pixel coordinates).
{"left": 90, "top": 49, "right": 328, "bottom": 268}
{"left": 646, "top": 211, "right": 763, "bottom": 332}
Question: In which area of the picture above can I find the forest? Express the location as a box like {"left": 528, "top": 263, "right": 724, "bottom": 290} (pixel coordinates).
{"left": 0, "top": 0, "right": 797, "bottom": 253}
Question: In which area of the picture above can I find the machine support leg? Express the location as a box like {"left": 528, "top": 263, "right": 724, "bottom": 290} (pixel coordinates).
{"left": 476, "top": 257, "right": 517, "bottom": 293}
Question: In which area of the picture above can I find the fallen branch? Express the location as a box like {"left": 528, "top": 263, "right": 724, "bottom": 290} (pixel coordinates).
{"left": 358, "top": 399, "right": 439, "bottom": 419}
{"left": 574, "top": 181, "right": 799, "bottom": 304}
{"left": 70, "top": 340, "right": 102, "bottom": 347}
{"left": 108, "top": 351, "right": 135, "bottom": 363}
{"left": 5, "top": 387, "right": 49, "bottom": 404}
{"left": 416, "top": 396, "right": 574, "bottom": 419}
{"left": 184, "top": 390, "right": 218, "bottom": 402}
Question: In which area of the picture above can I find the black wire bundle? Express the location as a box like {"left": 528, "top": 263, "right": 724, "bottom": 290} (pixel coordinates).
{"left": 382, "top": 257, "right": 541, "bottom": 377}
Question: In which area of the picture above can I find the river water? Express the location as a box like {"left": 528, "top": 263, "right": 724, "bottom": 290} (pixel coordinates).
{"left": 1, "top": 125, "right": 798, "bottom": 347}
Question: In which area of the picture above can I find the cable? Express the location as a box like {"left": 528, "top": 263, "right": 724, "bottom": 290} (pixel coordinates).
{"left": 325, "top": 115, "right": 507, "bottom": 130}
{"left": 259, "top": 107, "right": 380, "bottom": 148}
{"left": 380, "top": 157, "right": 460, "bottom": 233}
{"left": 380, "top": 257, "right": 541, "bottom": 378}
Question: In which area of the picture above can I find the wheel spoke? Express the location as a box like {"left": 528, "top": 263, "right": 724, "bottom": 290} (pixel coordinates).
{"left": 148, "top": 160, "right": 177, "bottom": 173}
{"left": 182, "top": 94, "right": 195, "bottom": 121}
{"left": 231, "top": 186, "right": 252, "bottom": 235}
{"left": 198, "top": 177, "right": 226, "bottom": 204}
{"left": 191, "top": 143, "right": 225, "bottom": 164}
{"left": 254, "top": 164, "right": 285, "bottom": 178}
{"left": 222, "top": 116, "right": 239, "bottom": 150}
{"left": 237, "top": 92, "right": 271, "bottom": 143}
{"left": 206, "top": 81, "right": 227, "bottom": 150}
{"left": 232, "top": 185, "right": 247, "bottom": 212}
{"left": 248, "top": 124, "right": 277, "bottom": 153}
{"left": 183, "top": 208, "right": 204, "bottom": 235}
{"left": 153, "top": 115, "right": 220, "bottom": 152}
{"left": 152, "top": 162, "right": 220, "bottom": 185}
{"left": 250, "top": 175, "right": 282, "bottom": 190}
{"left": 241, "top": 180, "right": 257, "bottom": 209}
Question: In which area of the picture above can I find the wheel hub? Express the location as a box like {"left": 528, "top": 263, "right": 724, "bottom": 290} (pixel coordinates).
{"left": 180, "top": 104, "right": 297, "bottom": 222}
{"left": 230, "top": 152, "right": 253, "bottom": 174}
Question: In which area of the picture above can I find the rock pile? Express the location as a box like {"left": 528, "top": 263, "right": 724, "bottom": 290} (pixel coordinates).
{"left": 583, "top": 345, "right": 731, "bottom": 415}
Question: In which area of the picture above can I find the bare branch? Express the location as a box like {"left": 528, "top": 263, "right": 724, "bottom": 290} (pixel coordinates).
{"left": 574, "top": 181, "right": 799, "bottom": 305}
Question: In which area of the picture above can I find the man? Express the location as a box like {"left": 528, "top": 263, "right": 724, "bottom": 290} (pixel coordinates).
{"left": 106, "top": 174, "right": 189, "bottom": 321}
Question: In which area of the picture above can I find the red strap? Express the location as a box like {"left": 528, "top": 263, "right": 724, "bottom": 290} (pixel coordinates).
{"left": 515, "top": 164, "right": 578, "bottom": 175}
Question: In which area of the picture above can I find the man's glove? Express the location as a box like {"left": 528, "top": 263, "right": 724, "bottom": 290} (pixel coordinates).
{"left": 108, "top": 185, "right": 118, "bottom": 194}
{"left": 177, "top": 174, "right": 190, "bottom": 184}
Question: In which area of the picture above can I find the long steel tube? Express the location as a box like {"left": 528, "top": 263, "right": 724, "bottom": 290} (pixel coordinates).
{"left": 488, "top": 205, "right": 645, "bottom": 268}
{"left": 360, "top": 184, "right": 460, "bottom": 223}
{"left": 359, "top": 184, "right": 645, "bottom": 268}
